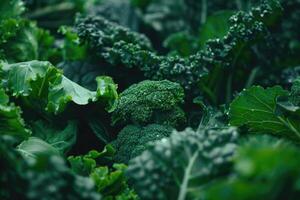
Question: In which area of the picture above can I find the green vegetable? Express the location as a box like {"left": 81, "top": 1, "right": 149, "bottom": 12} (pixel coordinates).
{"left": 68, "top": 146, "right": 138, "bottom": 200}
{"left": 112, "top": 80, "right": 186, "bottom": 127}
{"left": 112, "top": 124, "right": 173, "bottom": 163}
{"left": 1, "top": 0, "right": 300, "bottom": 199}
{"left": 229, "top": 85, "right": 300, "bottom": 142}
{"left": 204, "top": 135, "right": 300, "bottom": 200}
{"left": 127, "top": 126, "right": 238, "bottom": 200}
{"left": 0, "top": 87, "right": 30, "bottom": 140}
{"left": 1, "top": 60, "right": 118, "bottom": 114}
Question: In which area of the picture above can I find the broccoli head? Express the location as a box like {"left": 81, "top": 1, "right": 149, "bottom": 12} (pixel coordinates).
{"left": 112, "top": 80, "right": 186, "bottom": 127}
{"left": 111, "top": 124, "right": 173, "bottom": 163}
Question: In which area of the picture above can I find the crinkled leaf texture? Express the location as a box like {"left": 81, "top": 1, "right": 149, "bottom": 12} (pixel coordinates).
{"left": 1, "top": 60, "right": 118, "bottom": 114}
{"left": 68, "top": 146, "right": 138, "bottom": 199}
{"left": 0, "top": 87, "right": 30, "bottom": 140}
{"left": 127, "top": 126, "right": 238, "bottom": 200}
{"left": 229, "top": 86, "right": 300, "bottom": 142}
{"left": 68, "top": 144, "right": 116, "bottom": 176}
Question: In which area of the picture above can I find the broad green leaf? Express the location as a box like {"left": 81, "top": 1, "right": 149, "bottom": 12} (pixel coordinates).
{"left": 199, "top": 11, "right": 234, "bottom": 48}
{"left": 31, "top": 120, "right": 77, "bottom": 154}
{"left": 127, "top": 127, "right": 238, "bottom": 200}
{"left": 47, "top": 76, "right": 99, "bottom": 113}
{"left": 229, "top": 86, "right": 300, "bottom": 141}
{"left": 17, "top": 137, "right": 60, "bottom": 160}
{"left": 2, "top": 60, "right": 59, "bottom": 97}
{"left": 2, "top": 61, "right": 118, "bottom": 114}
{"left": 0, "top": 88, "right": 30, "bottom": 139}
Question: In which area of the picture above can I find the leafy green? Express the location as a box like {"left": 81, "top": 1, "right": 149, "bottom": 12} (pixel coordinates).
{"left": 198, "top": 11, "right": 234, "bottom": 48}
{"left": 0, "top": 87, "right": 30, "bottom": 139}
{"left": 0, "top": 20, "right": 57, "bottom": 63}
{"left": 229, "top": 85, "right": 300, "bottom": 142}
{"left": 1, "top": 0, "right": 300, "bottom": 199}
{"left": 127, "top": 126, "right": 238, "bottom": 200}
{"left": 1, "top": 60, "right": 118, "bottom": 114}
{"left": 204, "top": 135, "right": 300, "bottom": 200}
{"left": 68, "top": 146, "right": 138, "bottom": 200}
{"left": 31, "top": 120, "right": 77, "bottom": 153}
{"left": 0, "top": 135, "right": 101, "bottom": 200}
{"left": 68, "top": 145, "right": 116, "bottom": 176}
{"left": 17, "top": 137, "right": 61, "bottom": 160}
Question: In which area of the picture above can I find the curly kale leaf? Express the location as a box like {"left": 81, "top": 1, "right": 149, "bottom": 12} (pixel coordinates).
{"left": 76, "top": 0, "right": 281, "bottom": 96}
{"left": 0, "top": 1, "right": 57, "bottom": 63}
{"left": 1, "top": 60, "right": 118, "bottom": 114}
{"left": 75, "top": 15, "right": 209, "bottom": 91}
{"left": 68, "top": 145, "right": 116, "bottom": 176}
{"left": 0, "top": 87, "right": 30, "bottom": 140}
{"left": 111, "top": 124, "right": 173, "bottom": 163}
{"left": 127, "top": 126, "right": 238, "bottom": 200}
{"left": 0, "top": 20, "right": 57, "bottom": 63}
{"left": 204, "top": 135, "right": 300, "bottom": 200}
{"left": 112, "top": 80, "right": 186, "bottom": 127}
{"left": 68, "top": 146, "right": 138, "bottom": 200}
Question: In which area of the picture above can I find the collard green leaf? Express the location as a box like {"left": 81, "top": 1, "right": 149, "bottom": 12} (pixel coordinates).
{"left": 47, "top": 76, "right": 99, "bottom": 113}
{"left": 2, "top": 60, "right": 59, "bottom": 97}
{"left": 229, "top": 86, "right": 300, "bottom": 141}
{"left": 31, "top": 120, "right": 77, "bottom": 154}
{"left": 127, "top": 126, "right": 238, "bottom": 200}
{"left": 2, "top": 61, "right": 118, "bottom": 114}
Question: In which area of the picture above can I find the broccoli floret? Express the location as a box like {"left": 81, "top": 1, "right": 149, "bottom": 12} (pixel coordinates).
{"left": 112, "top": 80, "right": 186, "bottom": 127}
{"left": 111, "top": 124, "right": 173, "bottom": 163}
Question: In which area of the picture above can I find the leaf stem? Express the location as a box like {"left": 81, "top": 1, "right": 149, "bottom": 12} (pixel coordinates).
{"left": 178, "top": 150, "right": 199, "bottom": 200}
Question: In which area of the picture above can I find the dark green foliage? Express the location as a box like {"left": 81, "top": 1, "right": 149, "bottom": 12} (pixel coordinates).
{"left": 112, "top": 124, "right": 173, "bottom": 163}
{"left": 68, "top": 146, "right": 138, "bottom": 200}
{"left": 204, "top": 135, "right": 300, "bottom": 200}
{"left": 127, "top": 126, "right": 238, "bottom": 200}
{"left": 2, "top": 0, "right": 300, "bottom": 199}
{"left": 0, "top": 135, "right": 101, "bottom": 200}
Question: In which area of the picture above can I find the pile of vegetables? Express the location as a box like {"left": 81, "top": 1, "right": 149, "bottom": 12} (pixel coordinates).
{"left": 1, "top": 0, "right": 300, "bottom": 199}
